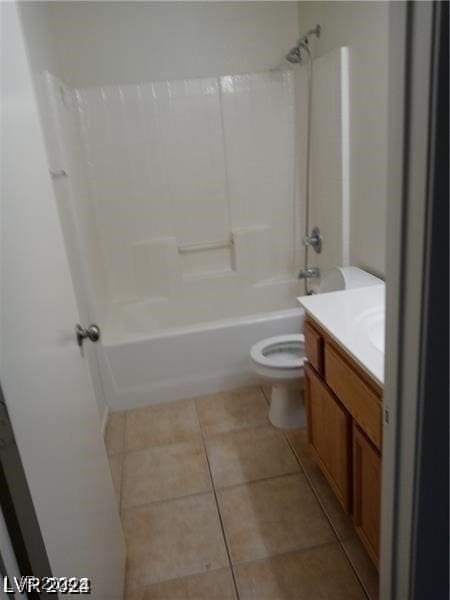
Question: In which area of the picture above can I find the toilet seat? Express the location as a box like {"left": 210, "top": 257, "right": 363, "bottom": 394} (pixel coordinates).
{"left": 250, "top": 334, "right": 305, "bottom": 380}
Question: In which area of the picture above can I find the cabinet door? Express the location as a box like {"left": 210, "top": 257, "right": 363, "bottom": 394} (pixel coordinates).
{"left": 353, "top": 423, "right": 381, "bottom": 568}
{"left": 304, "top": 320, "right": 324, "bottom": 375}
{"left": 304, "top": 362, "right": 352, "bottom": 512}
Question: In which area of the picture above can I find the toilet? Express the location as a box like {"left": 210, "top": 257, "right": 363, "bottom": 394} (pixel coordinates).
{"left": 250, "top": 266, "right": 383, "bottom": 429}
{"left": 250, "top": 334, "right": 306, "bottom": 429}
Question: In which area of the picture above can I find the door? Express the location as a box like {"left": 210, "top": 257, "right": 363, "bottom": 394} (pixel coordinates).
{"left": 0, "top": 3, "right": 125, "bottom": 598}
{"left": 38, "top": 69, "right": 108, "bottom": 424}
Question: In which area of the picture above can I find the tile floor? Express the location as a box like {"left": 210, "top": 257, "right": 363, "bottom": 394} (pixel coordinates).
{"left": 105, "top": 386, "right": 379, "bottom": 600}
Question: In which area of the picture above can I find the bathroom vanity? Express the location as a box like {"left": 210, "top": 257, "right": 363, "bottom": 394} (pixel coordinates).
{"left": 298, "top": 285, "right": 385, "bottom": 568}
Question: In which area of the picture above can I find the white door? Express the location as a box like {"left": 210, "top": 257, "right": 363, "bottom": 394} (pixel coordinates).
{"left": 0, "top": 4, "right": 126, "bottom": 599}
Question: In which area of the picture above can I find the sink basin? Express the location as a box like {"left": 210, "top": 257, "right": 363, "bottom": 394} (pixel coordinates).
{"left": 356, "top": 307, "right": 385, "bottom": 353}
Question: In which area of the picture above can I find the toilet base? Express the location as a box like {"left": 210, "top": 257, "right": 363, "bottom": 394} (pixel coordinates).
{"left": 269, "top": 384, "right": 305, "bottom": 429}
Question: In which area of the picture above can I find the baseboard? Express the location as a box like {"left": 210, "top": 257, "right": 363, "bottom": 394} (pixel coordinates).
{"left": 101, "top": 404, "right": 110, "bottom": 437}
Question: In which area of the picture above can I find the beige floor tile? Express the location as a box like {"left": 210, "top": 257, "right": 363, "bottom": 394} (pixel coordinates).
{"left": 105, "top": 411, "right": 126, "bottom": 456}
{"left": 122, "top": 440, "right": 211, "bottom": 508}
{"left": 127, "top": 568, "right": 236, "bottom": 600}
{"left": 234, "top": 543, "right": 366, "bottom": 600}
{"left": 205, "top": 426, "right": 300, "bottom": 488}
{"left": 343, "top": 535, "right": 379, "bottom": 600}
{"left": 287, "top": 429, "right": 354, "bottom": 541}
{"left": 217, "top": 474, "right": 335, "bottom": 564}
{"left": 108, "top": 453, "right": 123, "bottom": 503}
{"left": 123, "top": 493, "right": 228, "bottom": 587}
{"left": 125, "top": 399, "right": 200, "bottom": 452}
{"left": 195, "top": 387, "right": 269, "bottom": 437}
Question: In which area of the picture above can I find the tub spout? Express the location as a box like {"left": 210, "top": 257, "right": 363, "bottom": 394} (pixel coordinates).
{"left": 298, "top": 267, "right": 320, "bottom": 279}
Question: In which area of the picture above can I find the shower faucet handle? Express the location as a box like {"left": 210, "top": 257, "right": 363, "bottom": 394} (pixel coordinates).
{"left": 303, "top": 226, "right": 322, "bottom": 254}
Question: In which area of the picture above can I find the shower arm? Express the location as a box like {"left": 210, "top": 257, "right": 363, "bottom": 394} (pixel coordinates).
{"left": 296, "top": 25, "right": 321, "bottom": 49}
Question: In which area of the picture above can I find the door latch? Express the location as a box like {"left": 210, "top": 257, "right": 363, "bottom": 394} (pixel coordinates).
{"left": 75, "top": 324, "right": 101, "bottom": 348}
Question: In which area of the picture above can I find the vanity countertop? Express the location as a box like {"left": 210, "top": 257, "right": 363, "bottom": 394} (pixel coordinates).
{"left": 297, "top": 284, "right": 385, "bottom": 387}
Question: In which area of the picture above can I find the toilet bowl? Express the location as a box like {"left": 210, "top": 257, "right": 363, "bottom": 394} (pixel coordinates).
{"left": 250, "top": 334, "right": 306, "bottom": 429}
{"left": 250, "top": 266, "right": 384, "bottom": 429}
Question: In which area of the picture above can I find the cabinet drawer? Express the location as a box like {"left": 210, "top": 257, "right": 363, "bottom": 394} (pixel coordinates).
{"left": 304, "top": 362, "right": 352, "bottom": 513}
{"left": 304, "top": 320, "right": 324, "bottom": 375}
{"left": 325, "top": 343, "right": 382, "bottom": 450}
{"left": 353, "top": 423, "right": 381, "bottom": 567}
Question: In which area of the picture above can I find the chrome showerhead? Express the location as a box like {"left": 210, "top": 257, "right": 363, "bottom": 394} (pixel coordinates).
{"left": 285, "top": 41, "right": 311, "bottom": 64}
{"left": 286, "top": 47, "right": 302, "bottom": 64}
{"left": 285, "top": 24, "right": 320, "bottom": 65}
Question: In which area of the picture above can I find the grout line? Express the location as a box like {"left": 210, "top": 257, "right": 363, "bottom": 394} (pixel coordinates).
{"left": 339, "top": 541, "right": 372, "bottom": 600}
{"left": 119, "top": 468, "right": 304, "bottom": 515}
{"left": 120, "top": 488, "right": 214, "bottom": 514}
{"left": 193, "top": 401, "right": 241, "bottom": 600}
{"left": 201, "top": 420, "right": 274, "bottom": 440}
{"left": 117, "top": 452, "right": 124, "bottom": 515}
{"left": 120, "top": 433, "right": 204, "bottom": 458}
{"left": 283, "top": 430, "right": 342, "bottom": 541}
{"left": 118, "top": 413, "right": 128, "bottom": 513}
{"left": 212, "top": 469, "right": 303, "bottom": 493}
{"left": 127, "top": 565, "right": 236, "bottom": 597}
{"left": 260, "top": 385, "right": 271, "bottom": 406}
{"left": 118, "top": 413, "right": 130, "bottom": 597}
{"left": 283, "top": 430, "right": 372, "bottom": 600}
{"left": 231, "top": 539, "right": 339, "bottom": 568}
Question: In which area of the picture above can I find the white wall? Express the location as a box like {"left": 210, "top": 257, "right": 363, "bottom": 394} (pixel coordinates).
{"left": 49, "top": 1, "right": 299, "bottom": 87}
{"left": 298, "top": 1, "right": 389, "bottom": 277}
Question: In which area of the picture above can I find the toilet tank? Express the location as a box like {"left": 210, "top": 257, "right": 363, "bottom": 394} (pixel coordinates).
{"left": 319, "top": 266, "right": 383, "bottom": 293}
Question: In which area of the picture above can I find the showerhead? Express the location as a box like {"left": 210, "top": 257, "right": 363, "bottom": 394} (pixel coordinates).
{"left": 286, "top": 47, "right": 302, "bottom": 64}
{"left": 285, "top": 24, "right": 320, "bottom": 65}
{"left": 285, "top": 41, "right": 310, "bottom": 64}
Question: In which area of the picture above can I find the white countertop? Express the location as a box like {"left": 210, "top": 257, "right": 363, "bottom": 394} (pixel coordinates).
{"left": 297, "top": 284, "right": 385, "bottom": 387}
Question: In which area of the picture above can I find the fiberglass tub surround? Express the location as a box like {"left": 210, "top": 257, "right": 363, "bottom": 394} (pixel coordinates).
{"left": 75, "top": 71, "right": 298, "bottom": 309}
{"left": 43, "top": 46, "right": 351, "bottom": 409}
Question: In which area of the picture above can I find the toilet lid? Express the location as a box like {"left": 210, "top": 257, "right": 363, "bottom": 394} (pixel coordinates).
{"left": 250, "top": 334, "right": 305, "bottom": 369}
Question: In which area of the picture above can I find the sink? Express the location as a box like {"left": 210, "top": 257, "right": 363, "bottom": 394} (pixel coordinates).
{"left": 356, "top": 307, "right": 385, "bottom": 353}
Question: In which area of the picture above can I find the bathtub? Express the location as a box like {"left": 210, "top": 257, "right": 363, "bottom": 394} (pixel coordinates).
{"left": 100, "top": 299, "right": 304, "bottom": 411}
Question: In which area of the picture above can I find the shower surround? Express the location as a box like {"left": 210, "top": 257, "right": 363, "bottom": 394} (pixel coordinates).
{"left": 75, "top": 71, "right": 299, "bottom": 309}
{"left": 43, "top": 69, "right": 305, "bottom": 408}
{"left": 43, "top": 50, "right": 349, "bottom": 409}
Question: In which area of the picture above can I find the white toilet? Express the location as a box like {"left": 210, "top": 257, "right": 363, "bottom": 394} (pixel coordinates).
{"left": 250, "top": 266, "right": 383, "bottom": 429}
{"left": 250, "top": 334, "right": 306, "bottom": 429}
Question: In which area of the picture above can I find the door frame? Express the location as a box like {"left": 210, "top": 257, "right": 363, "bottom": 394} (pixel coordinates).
{"left": 0, "top": 385, "right": 52, "bottom": 597}
{"left": 380, "top": 2, "right": 449, "bottom": 597}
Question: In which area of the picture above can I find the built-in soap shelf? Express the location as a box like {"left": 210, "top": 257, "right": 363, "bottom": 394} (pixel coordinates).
{"left": 177, "top": 236, "right": 233, "bottom": 254}
{"left": 131, "top": 225, "right": 276, "bottom": 299}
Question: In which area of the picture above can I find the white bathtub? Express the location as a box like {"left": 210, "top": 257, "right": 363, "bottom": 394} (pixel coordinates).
{"left": 100, "top": 304, "right": 304, "bottom": 411}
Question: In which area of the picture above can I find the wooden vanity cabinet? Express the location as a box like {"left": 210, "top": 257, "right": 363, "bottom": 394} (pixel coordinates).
{"left": 304, "top": 320, "right": 324, "bottom": 375}
{"left": 353, "top": 423, "right": 381, "bottom": 566}
{"left": 304, "top": 362, "right": 352, "bottom": 512}
{"left": 303, "top": 315, "right": 382, "bottom": 568}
